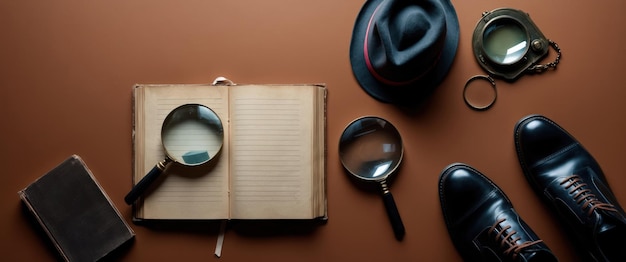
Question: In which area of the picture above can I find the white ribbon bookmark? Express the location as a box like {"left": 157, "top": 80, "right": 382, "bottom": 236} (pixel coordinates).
{"left": 214, "top": 220, "right": 227, "bottom": 258}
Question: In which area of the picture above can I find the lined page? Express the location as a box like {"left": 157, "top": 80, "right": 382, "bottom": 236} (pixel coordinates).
{"left": 229, "top": 85, "right": 314, "bottom": 219}
{"left": 138, "top": 85, "right": 230, "bottom": 219}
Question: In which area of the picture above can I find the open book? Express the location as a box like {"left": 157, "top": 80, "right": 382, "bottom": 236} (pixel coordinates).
{"left": 132, "top": 81, "right": 326, "bottom": 221}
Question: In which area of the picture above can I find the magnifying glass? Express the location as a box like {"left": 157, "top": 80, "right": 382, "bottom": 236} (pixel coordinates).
{"left": 338, "top": 116, "right": 405, "bottom": 240}
{"left": 124, "top": 103, "right": 224, "bottom": 205}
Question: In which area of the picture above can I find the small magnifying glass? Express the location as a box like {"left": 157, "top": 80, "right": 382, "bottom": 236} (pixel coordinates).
{"left": 465, "top": 8, "right": 561, "bottom": 111}
{"left": 472, "top": 8, "right": 558, "bottom": 81}
{"left": 124, "top": 104, "right": 224, "bottom": 205}
{"left": 339, "top": 116, "right": 405, "bottom": 240}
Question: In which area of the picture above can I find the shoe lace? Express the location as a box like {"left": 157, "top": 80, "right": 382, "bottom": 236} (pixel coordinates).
{"left": 560, "top": 175, "right": 618, "bottom": 216}
{"left": 488, "top": 218, "right": 543, "bottom": 260}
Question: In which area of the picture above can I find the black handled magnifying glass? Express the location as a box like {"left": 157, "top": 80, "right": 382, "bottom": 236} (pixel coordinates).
{"left": 124, "top": 104, "right": 224, "bottom": 205}
{"left": 339, "top": 116, "right": 405, "bottom": 240}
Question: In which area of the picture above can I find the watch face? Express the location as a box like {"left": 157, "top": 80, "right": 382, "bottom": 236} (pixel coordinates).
{"left": 472, "top": 8, "right": 549, "bottom": 80}
{"left": 483, "top": 18, "right": 528, "bottom": 65}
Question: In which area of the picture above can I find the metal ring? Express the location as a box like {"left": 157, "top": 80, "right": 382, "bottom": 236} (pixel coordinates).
{"left": 463, "top": 75, "right": 497, "bottom": 111}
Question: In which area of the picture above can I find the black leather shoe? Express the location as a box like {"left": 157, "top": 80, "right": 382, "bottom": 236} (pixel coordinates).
{"left": 439, "top": 163, "right": 557, "bottom": 262}
{"left": 515, "top": 114, "right": 626, "bottom": 261}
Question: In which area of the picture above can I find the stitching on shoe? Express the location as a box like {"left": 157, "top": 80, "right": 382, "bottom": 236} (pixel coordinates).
{"left": 448, "top": 190, "right": 499, "bottom": 228}
{"left": 527, "top": 143, "right": 578, "bottom": 169}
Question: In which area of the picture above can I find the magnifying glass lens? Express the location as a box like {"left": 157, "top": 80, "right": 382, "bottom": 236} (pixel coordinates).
{"left": 162, "top": 105, "right": 224, "bottom": 165}
{"left": 339, "top": 117, "right": 402, "bottom": 180}
{"left": 124, "top": 104, "right": 224, "bottom": 205}
{"left": 483, "top": 19, "right": 528, "bottom": 64}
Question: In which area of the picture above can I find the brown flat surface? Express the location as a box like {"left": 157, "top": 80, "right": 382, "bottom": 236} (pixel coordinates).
{"left": 2, "top": 1, "right": 625, "bottom": 261}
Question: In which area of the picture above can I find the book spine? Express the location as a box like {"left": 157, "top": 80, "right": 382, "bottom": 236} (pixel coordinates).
{"left": 18, "top": 191, "right": 70, "bottom": 261}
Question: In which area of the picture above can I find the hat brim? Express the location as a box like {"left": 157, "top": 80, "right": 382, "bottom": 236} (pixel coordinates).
{"left": 350, "top": 0, "right": 460, "bottom": 106}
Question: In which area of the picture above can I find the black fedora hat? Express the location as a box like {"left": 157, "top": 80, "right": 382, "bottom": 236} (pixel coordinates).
{"left": 350, "top": 0, "right": 460, "bottom": 106}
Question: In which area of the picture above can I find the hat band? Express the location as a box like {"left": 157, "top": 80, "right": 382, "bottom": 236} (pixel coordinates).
{"left": 363, "top": 4, "right": 443, "bottom": 86}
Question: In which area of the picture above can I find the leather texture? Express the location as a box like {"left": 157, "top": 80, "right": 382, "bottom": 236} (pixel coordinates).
{"left": 515, "top": 115, "right": 626, "bottom": 261}
{"left": 439, "top": 163, "right": 557, "bottom": 262}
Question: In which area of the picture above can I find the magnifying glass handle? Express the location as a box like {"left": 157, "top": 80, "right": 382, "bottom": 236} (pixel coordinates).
{"left": 124, "top": 159, "right": 170, "bottom": 205}
{"left": 382, "top": 191, "right": 405, "bottom": 240}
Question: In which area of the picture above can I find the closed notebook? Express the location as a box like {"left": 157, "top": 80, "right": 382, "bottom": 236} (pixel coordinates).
{"left": 19, "top": 155, "right": 135, "bottom": 261}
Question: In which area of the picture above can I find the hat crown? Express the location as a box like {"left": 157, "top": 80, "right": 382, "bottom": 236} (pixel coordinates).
{"left": 366, "top": 0, "right": 447, "bottom": 85}
{"left": 350, "top": 0, "right": 459, "bottom": 105}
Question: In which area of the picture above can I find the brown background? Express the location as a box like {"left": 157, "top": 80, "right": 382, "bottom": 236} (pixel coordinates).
{"left": 2, "top": 0, "right": 625, "bottom": 261}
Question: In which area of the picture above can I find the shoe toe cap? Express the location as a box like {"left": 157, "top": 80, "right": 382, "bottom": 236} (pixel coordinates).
{"left": 515, "top": 115, "right": 577, "bottom": 166}
{"left": 439, "top": 164, "right": 505, "bottom": 223}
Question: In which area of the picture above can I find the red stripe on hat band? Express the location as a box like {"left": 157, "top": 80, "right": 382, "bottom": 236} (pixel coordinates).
{"left": 363, "top": 4, "right": 441, "bottom": 86}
